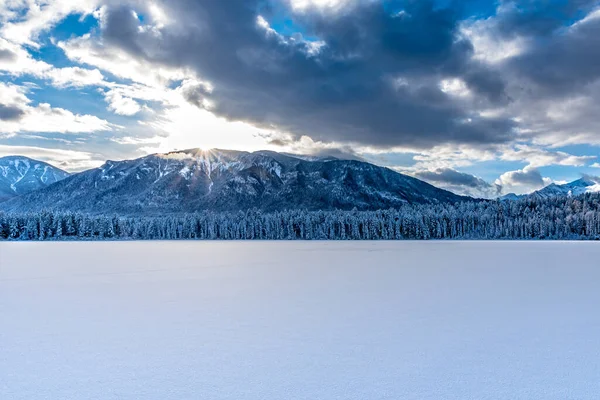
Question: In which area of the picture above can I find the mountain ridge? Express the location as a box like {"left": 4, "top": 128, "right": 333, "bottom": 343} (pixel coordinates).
{"left": 499, "top": 177, "right": 600, "bottom": 201}
{"left": 0, "top": 148, "right": 470, "bottom": 215}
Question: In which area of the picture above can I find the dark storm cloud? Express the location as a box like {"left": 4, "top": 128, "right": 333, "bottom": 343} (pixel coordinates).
{"left": 467, "top": 0, "right": 600, "bottom": 101}
{"left": 0, "top": 104, "right": 25, "bottom": 121}
{"left": 507, "top": 11, "right": 600, "bottom": 94}
{"left": 496, "top": 0, "right": 598, "bottom": 38}
{"left": 102, "top": 6, "right": 146, "bottom": 55}
{"left": 462, "top": 67, "right": 511, "bottom": 104}
{"left": 96, "top": 0, "right": 516, "bottom": 148}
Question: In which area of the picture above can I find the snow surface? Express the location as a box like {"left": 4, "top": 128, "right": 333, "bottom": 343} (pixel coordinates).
{"left": 1, "top": 241, "right": 600, "bottom": 399}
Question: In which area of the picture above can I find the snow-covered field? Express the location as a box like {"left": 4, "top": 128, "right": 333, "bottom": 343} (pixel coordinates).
{"left": 2, "top": 241, "right": 600, "bottom": 400}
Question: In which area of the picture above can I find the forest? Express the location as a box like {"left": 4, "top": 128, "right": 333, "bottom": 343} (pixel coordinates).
{"left": 2, "top": 193, "right": 600, "bottom": 240}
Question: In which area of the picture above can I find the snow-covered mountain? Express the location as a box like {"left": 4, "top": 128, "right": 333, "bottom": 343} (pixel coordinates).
{"left": 499, "top": 178, "right": 600, "bottom": 201}
{"left": 532, "top": 178, "right": 600, "bottom": 199}
{"left": 0, "top": 149, "right": 470, "bottom": 214}
{"left": 498, "top": 193, "right": 522, "bottom": 201}
{"left": 0, "top": 156, "right": 70, "bottom": 202}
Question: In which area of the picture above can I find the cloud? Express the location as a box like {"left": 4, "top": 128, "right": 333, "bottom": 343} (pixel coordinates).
{"left": 60, "top": 0, "right": 517, "bottom": 150}
{"left": 409, "top": 144, "right": 497, "bottom": 171}
{"left": 58, "top": 32, "right": 187, "bottom": 88}
{"left": 109, "top": 136, "right": 162, "bottom": 145}
{"left": 47, "top": 67, "right": 105, "bottom": 88}
{"left": 0, "top": 38, "right": 105, "bottom": 88}
{"left": 495, "top": 167, "right": 551, "bottom": 195}
{"left": 402, "top": 142, "right": 596, "bottom": 174}
{"left": 0, "top": 104, "right": 25, "bottom": 121}
{"left": 0, "top": 0, "right": 101, "bottom": 47}
{"left": 0, "top": 144, "right": 103, "bottom": 172}
{"left": 24, "top": 0, "right": 596, "bottom": 167}
{"left": 1, "top": 0, "right": 600, "bottom": 184}
{"left": 103, "top": 89, "right": 142, "bottom": 116}
{"left": 265, "top": 133, "right": 364, "bottom": 161}
{"left": 0, "top": 37, "right": 52, "bottom": 76}
{"left": 494, "top": 0, "right": 599, "bottom": 39}
{"left": 510, "top": 13, "right": 600, "bottom": 92}
{"left": 0, "top": 48, "right": 16, "bottom": 61}
{"left": 413, "top": 168, "right": 501, "bottom": 198}
{"left": 462, "top": 1, "right": 600, "bottom": 147}
{"left": 499, "top": 145, "right": 596, "bottom": 168}
{"left": 289, "top": 0, "right": 351, "bottom": 13}
{"left": 0, "top": 82, "right": 117, "bottom": 135}
{"left": 176, "top": 79, "right": 212, "bottom": 110}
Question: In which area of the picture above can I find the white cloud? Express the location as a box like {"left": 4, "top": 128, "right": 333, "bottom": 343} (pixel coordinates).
{"left": 409, "top": 144, "right": 497, "bottom": 171}
{"left": 58, "top": 34, "right": 189, "bottom": 88}
{"left": 499, "top": 145, "right": 596, "bottom": 168}
{"left": 569, "top": 7, "right": 600, "bottom": 30}
{"left": 5, "top": 102, "right": 117, "bottom": 135}
{"left": 402, "top": 143, "right": 596, "bottom": 176}
{"left": 256, "top": 15, "right": 276, "bottom": 35}
{"left": 0, "top": 81, "right": 31, "bottom": 107}
{"left": 495, "top": 167, "right": 552, "bottom": 195}
{"left": 147, "top": 3, "right": 171, "bottom": 27}
{"left": 460, "top": 13, "right": 529, "bottom": 65}
{"left": 0, "top": 37, "right": 52, "bottom": 76}
{"left": 289, "top": 0, "right": 351, "bottom": 12}
{"left": 439, "top": 78, "right": 471, "bottom": 98}
{"left": 0, "top": 0, "right": 101, "bottom": 47}
{"left": 47, "top": 67, "right": 105, "bottom": 87}
{"left": 0, "top": 144, "right": 103, "bottom": 171}
{"left": 377, "top": 143, "right": 595, "bottom": 197}
{"left": 103, "top": 89, "right": 142, "bottom": 116}
{"left": 0, "top": 38, "right": 106, "bottom": 89}
{"left": 0, "top": 82, "right": 116, "bottom": 135}
{"left": 110, "top": 136, "right": 162, "bottom": 145}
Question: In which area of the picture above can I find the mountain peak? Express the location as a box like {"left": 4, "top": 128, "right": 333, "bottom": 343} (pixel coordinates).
{"left": 569, "top": 177, "right": 596, "bottom": 187}
{"left": 0, "top": 156, "right": 70, "bottom": 202}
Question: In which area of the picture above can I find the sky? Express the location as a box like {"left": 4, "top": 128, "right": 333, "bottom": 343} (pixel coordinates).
{"left": 1, "top": 0, "right": 600, "bottom": 198}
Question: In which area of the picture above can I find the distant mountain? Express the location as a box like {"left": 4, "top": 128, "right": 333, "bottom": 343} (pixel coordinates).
{"left": 0, "top": 149, "right": 470, "bottom": 214}
{"left": 0, "top": 156, "right": 69, "bottom": 202}
{"left": 499, "top": 178, "right": 600, "bottom": 201}
{"left": 532, "top": 178, "right": 599, "bottom": 199}
{"left": 498, "top": 193, "right": 522, "bottom": 201}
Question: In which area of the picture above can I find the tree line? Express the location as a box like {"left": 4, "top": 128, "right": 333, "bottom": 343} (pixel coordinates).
{"left": 2, "top": 193, "right": 600, "bottom": 240}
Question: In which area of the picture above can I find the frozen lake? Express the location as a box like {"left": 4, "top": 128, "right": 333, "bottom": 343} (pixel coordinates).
{"left": 2, "top": 242, "right": 600, "bottom": 399}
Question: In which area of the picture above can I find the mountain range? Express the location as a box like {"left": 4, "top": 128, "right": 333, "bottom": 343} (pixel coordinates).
{"left": 500, "top": 178, "right": 600, "bottom": 201}
{"left": 0, "top": 156, "right": 69, "bottom": 202}
{"left": 0, "top": 149, "right": 468, "bottom": 215}
{"left": 0, "top": 150, "right": 597, "bottom": 215}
